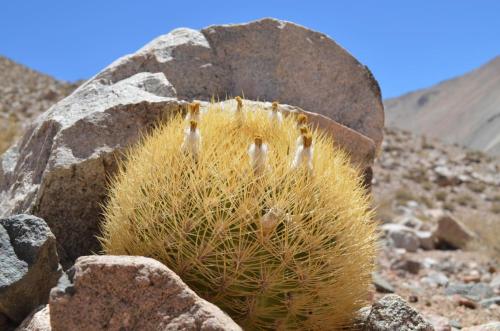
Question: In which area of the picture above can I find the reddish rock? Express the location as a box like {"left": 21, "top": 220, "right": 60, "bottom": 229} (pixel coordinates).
{"left": 49, "top": 255, "right": 241, "bottom": 331}
{"left": 453, "top": 295, "right": 478, "bottom": 309}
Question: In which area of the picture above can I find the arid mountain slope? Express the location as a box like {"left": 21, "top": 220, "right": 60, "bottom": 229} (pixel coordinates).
{"left": 385, "top": 56, "right": 500, "bottom": 155}
{"left": 0, "top": 56, "right": 78, "bottom": 153}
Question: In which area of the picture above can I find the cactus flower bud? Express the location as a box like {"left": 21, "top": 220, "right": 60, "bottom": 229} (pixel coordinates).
{"left": 269, "top": 101, "right": 283, "bottom": 124}
{"left": 292, "top": 133, "right": 313, "bottom": 171}
{"left": 186, "top": 102, "right": 201, "bottom": 122}
{"left": 248, "top": 135, "right": 268, "bottom": 175}
{"left": 182, "top": 120, "right": 201, "bottom": 159}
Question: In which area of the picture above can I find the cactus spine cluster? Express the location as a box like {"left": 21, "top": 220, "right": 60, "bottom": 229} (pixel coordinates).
{"left": 100, "top": 98, "right": 377, "bottom": 330}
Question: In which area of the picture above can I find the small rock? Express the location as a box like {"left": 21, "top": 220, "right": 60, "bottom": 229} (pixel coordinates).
{"left": 49, "top": 255, "right": 241, "bottom": 331}
{"left": 382, "top": 223, "right": 420, "bottom": 252}
{"left": 490, "top": 275, "right": 500, "bottom": 291}
{"left": 0, "top": 214, "right": 62, "bottom": 324}
{"left": 392, "top": 259, "right": 422, "bottom": 274}
{"left": 434, "top": 166, "right": 462, "bottom": 186}
{"left": 436, "top": 260, "right": 458, "bottom": 274}
{"left": 396, "top": 215, "right": 423, "bottom": 229}
{"left": 453, "top": 295, "right": 478, "bottom": 309}
{"left": 363, "top": 294, "right": 433, "bottom": 331}
{"left": 479, "top": 297, "right": 500, "bottom": 308}
{"left": 449, "top": 320, "right": 462, "bottom": 329}
{"left": 481, "top": 273, "right": 492, "bottom": 283}
{"left": 409, "top": 295, "right": 419, "bottom": 303}
{"left": 373, "top": 272, "right": 395, "bottom": 293}
{"left": 421, "top": 272, "right": 449, "bottom": 288}
{"left": 463, "top": 270, "right": 481, "bottom": 283}
{"left": 445, "top": 282, "right": 494, "bottom": 301}
{"left": 434, "top": 215, "right": 475, "bottom": 249}
{"left": 462, "top": 322, "right": 500, "bottom": 331}
{"left": 423, "top": 258, "right": 438, "bottom": 269}
{"left": 406, "top": 201, "right": 420, "bottom": 209}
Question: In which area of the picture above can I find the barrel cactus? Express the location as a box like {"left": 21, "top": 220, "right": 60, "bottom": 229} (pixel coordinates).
{"left": 100, "top": 99, "right": 377, "bottom": 330}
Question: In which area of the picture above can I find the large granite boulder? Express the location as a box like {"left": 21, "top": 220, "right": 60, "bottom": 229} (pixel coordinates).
{"left": 49, "top": 255, "right": 241, "bottom": 331}
{"left": 96, "top": 18, "right": 384, "bottom": 147}
{"left": 0, "top": 18, "right": 383, "bottom": 265}
{"left": 0, "top": 214, "right": 62, "bottom": 324}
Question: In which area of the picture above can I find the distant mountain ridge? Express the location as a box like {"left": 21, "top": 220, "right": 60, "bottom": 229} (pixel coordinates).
{"left": 384, "top": 56, "right": 500, "bottom": 155}
{"left": 0, "top": 55, "right": 79, "bottom": 153}
{"left": 0, "top": 55, "right": 78, "bottom": 121}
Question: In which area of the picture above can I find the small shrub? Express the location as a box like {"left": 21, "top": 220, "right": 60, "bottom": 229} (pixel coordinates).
{"left": 435, "top": 190, "right": 447, "bottom": 202}
{"left": 421, "top": 181, "right": 433, "bottom": 192}
{"left": 491, "top": 203, "right": 500, "bottom": 214}
{"left": 466, "top": 181, "right": 486, "bottom": 193}
{"left": 492, "top": 194, "right": 500, "bottom": 202}
{"left": 419, "top": 195, "right": 435, "bottom": 209}
{"left": 454, "top": 193, "right": 474, "bottom": 207}
{"left": 443, "top": 201, "right": 455, "bottom": 212}
{"left": 394, "top": 188, "right": 417, "bottom": 204}
{"left": 464, "top": 214, "right": 500, "bottom": 258}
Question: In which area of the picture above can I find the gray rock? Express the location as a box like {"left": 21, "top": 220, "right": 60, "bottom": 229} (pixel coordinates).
{"left": 363, "top": 294, "right": 433, "bottom": 331}
{"left": 445, "top": 282, "right": 494, "bottom": 301}
{"left": 49, "top": 255, "right": 241, "bottom": 331}
{"left": 434, "top": 215, "right": 475, "bottom": 249}
{"left": 0, "top": 19, "right": 383, "bottom": 266}
{"left": 0, "top": 73, "right": 183, "bottom": 265}
{"left": 392, "top": 259, "right": 422, "bottom": 274}
{"left": 490, "top": 275, "right": 500, "bottom": 290}
{"left": 479, "top": 296, "right": 500, "bottom": 308}
{"left": 0, "top": 214, "right": 62, "bottom": 323}
{"left": 382, "top": 223, "right": 420, "bottom": 252}
{"left": 373, "top": 272, "right": 395, "bottom": 293}
{"left": 395, "top": 215, "right": 423, "bottom": 229}
{"left": 421, "top": 272, "right": 449, "bottom": 288}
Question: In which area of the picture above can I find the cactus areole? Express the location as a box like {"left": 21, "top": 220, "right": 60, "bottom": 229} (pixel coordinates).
{"left": 100, "top": 99, "right": 377, "bottom": 330}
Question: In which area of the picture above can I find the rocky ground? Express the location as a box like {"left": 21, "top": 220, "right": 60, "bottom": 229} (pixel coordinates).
{"left": 372, "top": 127, "right": 500, "bottom": 329}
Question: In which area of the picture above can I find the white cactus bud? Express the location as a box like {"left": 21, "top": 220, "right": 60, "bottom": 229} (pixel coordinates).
{"left": 269, "top": 101, "right": 283, "bottom": 124}
{"left": 181, "top": 120, "right": 201, "bottom": 160}
{"left": 248, "top": 136, "right": 268, "bottom": 175}
{"left": 185, "top": 102, "right": 201, "bottom": 122}
{"left": 296, "top": 126, "right": 310, "bottom": 147}
{"left": 292, "top": 134, "right": 313, "bottom": 171}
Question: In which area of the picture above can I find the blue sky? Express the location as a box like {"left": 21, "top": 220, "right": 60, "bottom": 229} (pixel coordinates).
{"left": 1, "top": 1, "right": 499, "bottom": 98}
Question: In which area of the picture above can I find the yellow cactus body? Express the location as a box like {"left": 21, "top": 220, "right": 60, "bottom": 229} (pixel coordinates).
{"left": 100, "top": 102, "right": 377, "bottom": 330}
